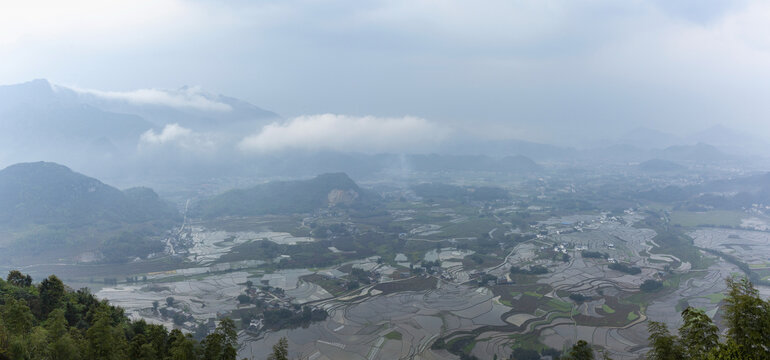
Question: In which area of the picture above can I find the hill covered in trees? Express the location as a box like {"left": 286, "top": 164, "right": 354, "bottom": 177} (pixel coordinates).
{"left": 193, "top": 173, "right": 381, "bottom": 218}
{"left": 0, "top": 162, "right": 180, "bottom": 264}
{"left": 0, "top": 270, "right": 238, "bottom": 360}
{"left": 0, "top": 162, "right": 177, "bottom": 226}
{"left": 645, "top": 277, "right": 770, "bottom": 360}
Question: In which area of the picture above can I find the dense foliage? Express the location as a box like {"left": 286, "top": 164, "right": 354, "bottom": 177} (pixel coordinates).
{"left": 581, "top": 251, "right": 608, "bottom": 259}
{"left": 0, "top": 162, "right": 179, "bottom": 263}
{"left": 607, "top": 262, "right": 641, "bottom": 275}
{"left": 509, "top": 265, "right": 548, "bottom": 275}
{"left": 0, "top": 162, "right": 177, "bottom": 227}
{"left": 646, "top": 278, "right": 770, "bottom": 360}
{"left": 0, "top": 271, "right": 238, "bottom": 360}
{"left": 262, "top": 306, "right": 328, "bottom": 330}
{"left": 569, "top": 293, "right": 590, "bottom": 303}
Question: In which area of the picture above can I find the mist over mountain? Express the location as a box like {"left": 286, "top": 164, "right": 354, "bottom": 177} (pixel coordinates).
{"left": 656, "top": 143, "right": 735, "bottom": 164}
{"left": 0, "top": 79, "right": 767, "bottom": 189}
{"left": 617, "top": 127, "right": 683, "bottom": 150}
{"left": 73, "top": 84, "right": 281, "bottom": 131}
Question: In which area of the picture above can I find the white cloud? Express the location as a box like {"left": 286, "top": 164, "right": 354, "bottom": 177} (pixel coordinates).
{"left": 140, "top": 124, "right": 215, "bottom": 150}
{"left": 70, "top": 86, "right": 232, "bottom": 112}
{"left": 239, "top": 114, "right": 450, "bottom": 153}
{"left": 5, "top": 0, "right": 770, "bottom": 141}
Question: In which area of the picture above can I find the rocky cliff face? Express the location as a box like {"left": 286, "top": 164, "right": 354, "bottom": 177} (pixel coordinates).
{"left": 327, "top": 189, "right": 359, "bottom": 206}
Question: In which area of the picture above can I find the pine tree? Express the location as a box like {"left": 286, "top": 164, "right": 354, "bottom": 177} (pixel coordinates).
{"left": 7, "top": 270, "right": 32, "bottom": 287}
{"left": 2, "top": 298, "right": 34, "bottom": 335}
{"left": 267, "top": 337, "right": 289, "bottom": 360}
{"left": 679, "top": 307, "right": 718, "bottom": 358}
{"left": 646, "top": 321, "right": 683, "bottom": 360}
{"left": 169, "top": 330, "right": 197, "bottom": 360}
{"left": 39, "top": 275, "right": 65, "bottom": 317}
{"left": 86, "top": 307, "right": 126, "bottom": 360}
{"left": 722, "top": 277, "right": 770, "bottom": 358}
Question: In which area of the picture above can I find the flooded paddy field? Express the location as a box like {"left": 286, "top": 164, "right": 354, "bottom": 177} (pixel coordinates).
{"left": 52, "top": 201, "right": 770, "bottom": 360}
{"left": 97, "top": 270, "right": 249, "bottom": 327}
{"left": 421, "top": 214, "right": 754, "bottom": 359}
{"left": 238, "top": 281, "right": 509, "bottom": 360}
{"left": 691, "top": 228, "right": 770, "bottom": 268}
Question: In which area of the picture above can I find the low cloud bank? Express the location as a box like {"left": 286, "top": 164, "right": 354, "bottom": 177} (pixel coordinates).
{"left": 238, "top": 114, "right": 450, "bottom": 153}
{"left": 139, "top": 123, "right": 215, "bottom": 151}
{"left": 70, "top": 86, "right": 232, "bottom": 112}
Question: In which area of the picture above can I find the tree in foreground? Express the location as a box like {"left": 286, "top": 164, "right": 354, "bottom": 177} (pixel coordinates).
{"left": 646, "top": 321, "right": 683, "bottom": 360}
{"left": 564, "top": 340, "right": 594, "bottom": 360}
{"left": 0, "top": 269, "right": 257, "bottom": 360}
{"left": 267, "top": 337, "right": 289, "bottom": 360}
{"left": 646, "top": 277, "right": 770, "bottom": 360}
{"left": 679, "top": 307, "right": 718, "bottom": 358}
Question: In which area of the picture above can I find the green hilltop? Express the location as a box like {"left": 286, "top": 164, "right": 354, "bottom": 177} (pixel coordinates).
{"left": 0, "top": 162, "right": 179, "bottom": 264}
{"left": 193, "top": 172, "right": 380, "bottom": 218}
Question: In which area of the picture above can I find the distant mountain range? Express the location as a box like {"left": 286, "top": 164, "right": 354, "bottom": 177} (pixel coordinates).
{"left": 615, "top": 126, "right": 770, "bottom": 157}
{"left": 0, "top": 79, "right": 280, "bottom": 177}
{"left": 0, "top": 79, "right": 765, "bottom": 184}
{"left": 73, "top": 84, "right": 280, "bottom": 131}
{"left": 639, "top": 171, "right": 770, "bottom": 210}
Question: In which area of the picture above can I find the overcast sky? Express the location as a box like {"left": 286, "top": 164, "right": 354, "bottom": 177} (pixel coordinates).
{"left": 2, "top": 0, "right": 770, "bottom": 145}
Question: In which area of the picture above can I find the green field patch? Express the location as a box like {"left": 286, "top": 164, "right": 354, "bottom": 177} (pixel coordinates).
{"left": 508, "top": 333, "right": 550, "bottom": 352}
{"left": 545, "top": 298, "right": 572, "bottom": 313}
{"left": 576, "top": 296, "right": 640, "bottom": 327}
{"left": 372, "top": 276, "right": 437, "bottom": 295}
{"left": 524, "top": 291, "right": 543, "bottom": 298}
{"left": 626, "top": 311, "right": 638, "bottom": 321}
{"left": 491, "top": 284, "right": 552, "bottom": 314}
{"left": 703, "top": 293, "right": 726, "bottom": 304}
{"left": 462, "top": 253, "right": 503, "bottom": 270}
{"left": 385, "top": 330, "right": 403, "bottom": 341}
{"left": 429, "top": 218, "right": 499, "bottom": 239}
{"left": 301, "top": 274, "right": 347, "bottom": 297}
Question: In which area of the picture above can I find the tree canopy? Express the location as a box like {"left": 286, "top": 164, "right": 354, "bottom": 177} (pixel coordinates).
{"left": 0, "top": 270, "right": 240, "bottom": 360}
{"left": 646, "top": 277, "right": 770, "bottom": 360}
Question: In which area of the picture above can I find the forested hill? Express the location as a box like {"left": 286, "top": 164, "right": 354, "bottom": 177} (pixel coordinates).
{"left": 193, "top": 172, "right": 381, "bottom": 218}
{"left": 0, "top": 162, "right": 179, "bottom": 265}
{"left": 0, "top": 270, "right": 239, "bottom": 360}
{"left": 0, "top": 162, "right": 178, "bottom": 227}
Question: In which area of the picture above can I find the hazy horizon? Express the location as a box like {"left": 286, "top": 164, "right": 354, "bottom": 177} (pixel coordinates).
{"left": 3, "top": 0, "right": 770, "bottom": 147}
